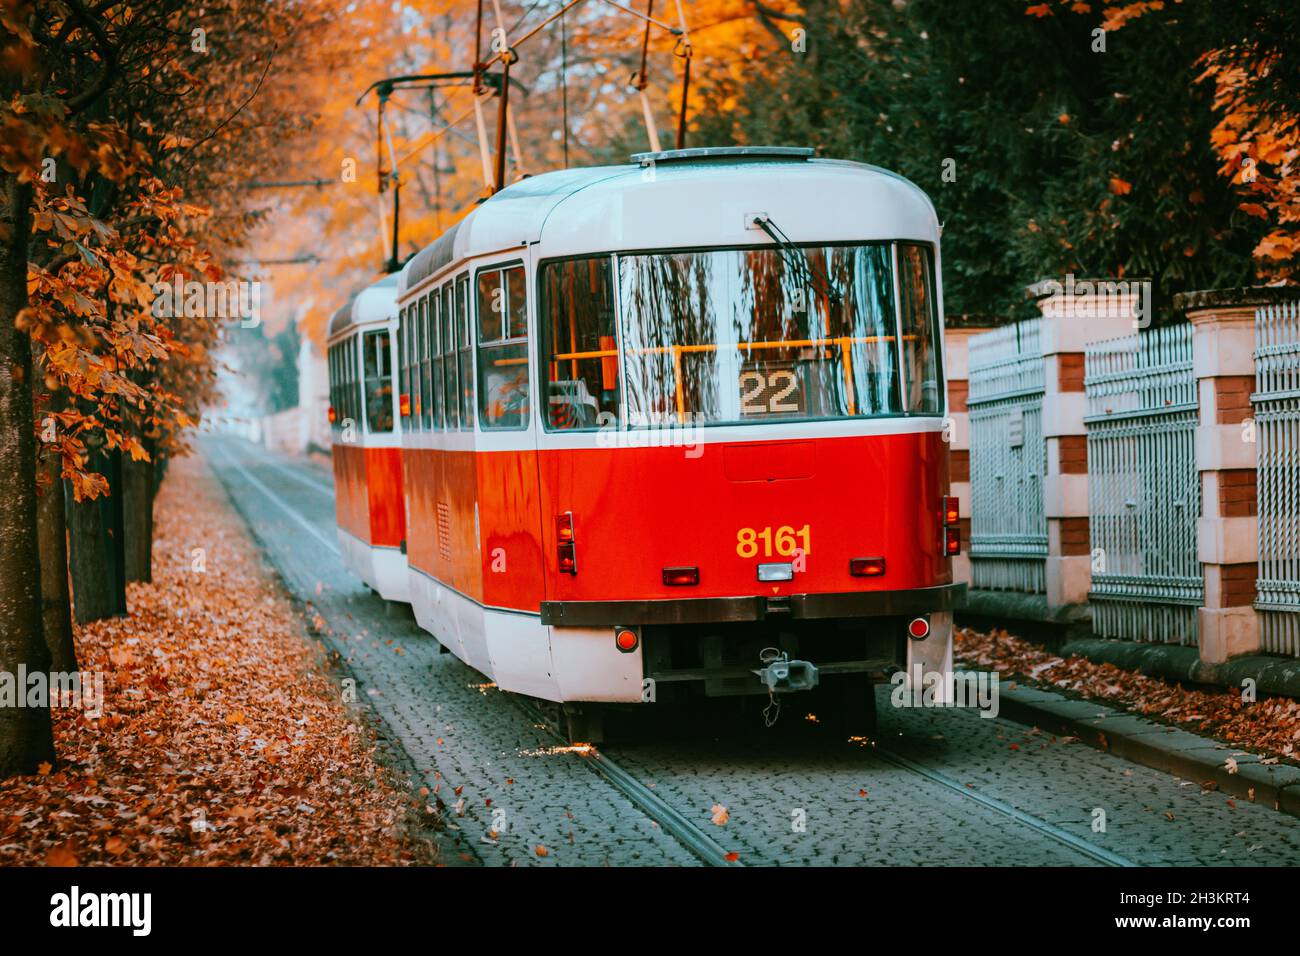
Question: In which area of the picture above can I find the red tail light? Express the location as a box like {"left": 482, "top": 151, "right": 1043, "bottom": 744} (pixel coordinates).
{"left": 327, "top": 406, "right": 337, "bottom": 424}
{"left": 399, "top": 393, "right": 411, "bottom": 417}
{"left": 615, "top": 627, "right": 639, "bottom": 653}
{"left": 908, "top": 617, "right": 930, "bottom": 640}
{"left": 944, "top": 495, "right": 960, "bottom": 526}
{"left": 662, "top": 566, "right": 699, "bottom": 586}
{"left": 945, "top": 526, "right": 961, "bottom": 556}
{"left": 556, "top": 513, "right": 576, "bottom": 574}
{"left": 558, "top": 542, "right": 577, "bottom": 575}
{"left": 849, "top": 556, "right": 886, "bottom": 577}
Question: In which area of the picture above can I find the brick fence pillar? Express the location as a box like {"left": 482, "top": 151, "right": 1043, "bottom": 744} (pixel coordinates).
{"left": 943, "top": 317, "right": 998, "bottom": 587}
{"left": 1175, "top": 289, "right": 1266, "bottom": 663}
{"left": 1030, "top": 279, "right": 1139, "bottom": 610}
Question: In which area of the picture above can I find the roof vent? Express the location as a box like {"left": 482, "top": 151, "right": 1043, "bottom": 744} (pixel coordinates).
{"left": 630, "top": 146, "right": 815, "bottom": 166}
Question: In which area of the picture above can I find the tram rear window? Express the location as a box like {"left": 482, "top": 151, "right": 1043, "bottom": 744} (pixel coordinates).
{"left": 620, "top": 243, "right": 906, "bottom": 425}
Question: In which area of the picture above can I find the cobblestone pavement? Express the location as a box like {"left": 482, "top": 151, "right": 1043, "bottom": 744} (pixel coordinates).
{"left": 204, "top": 435, "right": 1300, "bottom": 867}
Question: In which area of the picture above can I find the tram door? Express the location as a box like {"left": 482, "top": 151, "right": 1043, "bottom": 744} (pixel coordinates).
{"left": 472, "top": 258, "right": 547, "bottom": 614}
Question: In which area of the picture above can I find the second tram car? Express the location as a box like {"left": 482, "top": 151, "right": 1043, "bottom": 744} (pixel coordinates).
{"left": 326, "top": 273, "right": 410, "bottom": 602}
{"left": 390, "top": 146, "right": 964, "bottom": 732}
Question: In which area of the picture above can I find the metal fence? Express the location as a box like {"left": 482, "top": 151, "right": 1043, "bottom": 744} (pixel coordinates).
{"left": 1253, "top": 300, "right": 1300, "bottom": 657}
{"left": 967, "top": 319, "right": 1048, "bottom": 592}
{"left": 1084, "top": 324, "right": 1201, "bottom": 644}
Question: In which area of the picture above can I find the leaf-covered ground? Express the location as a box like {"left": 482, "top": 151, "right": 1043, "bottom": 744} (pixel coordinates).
{"left": 0, "top": 453, "right": 435, "bottom": 866}
{"left": 956, "top": 627, "right": 1300, "bottom": 767}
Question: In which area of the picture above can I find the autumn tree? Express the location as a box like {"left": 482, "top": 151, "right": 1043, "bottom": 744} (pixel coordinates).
{"left": 692, "top": 0, "right": 1289, "bottom": 317}
{"left": 0, "top": 0, "right": 344, "bottom": 776}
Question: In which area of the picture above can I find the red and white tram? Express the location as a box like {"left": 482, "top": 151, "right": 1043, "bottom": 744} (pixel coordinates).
{"left": 326, "top": 273, "right": 410, "bottom": 602}
{"left": 391, "top": 146, "right": 964, "bottom": 731}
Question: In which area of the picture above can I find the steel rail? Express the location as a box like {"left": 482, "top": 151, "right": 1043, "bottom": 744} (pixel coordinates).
{"left": 515, "top": 699, "right": 741, "bottom": 868}
{"left": 871, "top": 745, "right": 1138, "bottom": 868}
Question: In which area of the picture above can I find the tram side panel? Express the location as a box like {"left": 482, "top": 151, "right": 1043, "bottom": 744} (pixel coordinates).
{"left": 362, "top": 445, "right": 409, "bottom": 600}
{"left": 332, "top": 442, "right": 369, "bottom": 565}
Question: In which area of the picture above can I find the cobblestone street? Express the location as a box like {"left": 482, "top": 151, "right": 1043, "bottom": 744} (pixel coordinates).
{"left": 205, "top": 436, "right": 1300, "bottom": 867}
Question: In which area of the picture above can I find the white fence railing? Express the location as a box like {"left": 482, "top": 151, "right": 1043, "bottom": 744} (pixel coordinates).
{"left": 1084, "top": 324, "right": 1201, "bottom": 645}
{"left": 967, "top": 319, "right": 1048, "bottom": 592}
{"left": 1253, "top": 300, "right": 1300, "bottom": 657}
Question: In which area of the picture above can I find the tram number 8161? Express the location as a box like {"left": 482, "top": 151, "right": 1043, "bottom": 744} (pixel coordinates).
{"left": 736, "top": 525, "right": 812, "bottom": 559}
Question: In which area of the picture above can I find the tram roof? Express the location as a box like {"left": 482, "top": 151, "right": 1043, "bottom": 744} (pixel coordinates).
{"left": 327, "top": 272, "right": 398, "bottom": 340}
{"left": 397, "top": 149, "right": 938, "bottom": 299}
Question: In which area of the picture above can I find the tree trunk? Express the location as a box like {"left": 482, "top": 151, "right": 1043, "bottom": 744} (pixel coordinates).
{"left": 106, "top": 446, "right": 128, "bottom": 603}
{"left": 66, "top": 446, "right": 126, "bottom": 624}
{"left": 123, "top": 428, "right": 153, "bottom": 584}
{"left": 0, "top": 169, "right": 56, "bottom": 777}
{"left": 36, "top": 398, "right": 77, "bottom": 672}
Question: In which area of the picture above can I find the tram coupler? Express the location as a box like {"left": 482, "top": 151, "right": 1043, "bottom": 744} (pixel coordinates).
{"left": 754, "top": 650, "right": 819, "bottom": 693}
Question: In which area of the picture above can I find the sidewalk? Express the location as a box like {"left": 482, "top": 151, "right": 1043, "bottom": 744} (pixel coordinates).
{"left": 957, "top": 628, "right": 1300, "bottom": 818}
{"left": 0, "top": 454, "right": 439, "bottom": 866}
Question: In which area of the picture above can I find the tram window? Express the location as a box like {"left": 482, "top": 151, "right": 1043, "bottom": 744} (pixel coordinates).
{"left": 338, "top": 340, "right": 348, "bottom": 421}
{"left": 338, "top": 340, "right": 349, "bottom": 426}
{"left": 327, "top": 345, "right": 336, "bottom": 423}
{"left": 457, "top": 275, "right": 474, "bottom": 429}
{"left": 618, "top": 244, "right": 901, "bottom": 426}
{"left": 442, "top": 284, "right": 458, "bottom": 430}
{"left": 349, "top": 336, "right": 360, "bottom": 428}
{"left": 417, "top": 296, "right": 429, "bottom": 431}
{"left": 396, "top": 310, "right": 405, "bottom": 424}
{"left": 411, "top": 300, "right": 421, "bottom": 429}
{"left": 478, "top": 270, "right": 503, "bottom": 341}
{"left": 339, "top": 339, "right": 349, "bottom": 425}
{"left": 363, "top": 329, "right": 394, "bottom": 433}
{"left": 477, "top": 264, "right": 529, "bottom": 429}
{"left": 404, "top": 306, "right": 413, "bottom": 424}
{"left": 424, "top": 297, "right": 435, "bottom": 431}
{"left": 539, "top": 256, "right": 619, "bottom": 430}
{"left": 429, "top": 291, "right": 444, "bottom": 431}
{"left": 898, "top": 243, "right": 942, "bottom": 415}
{"left": 338, "top": 343, "right": 348, "bottom": 424}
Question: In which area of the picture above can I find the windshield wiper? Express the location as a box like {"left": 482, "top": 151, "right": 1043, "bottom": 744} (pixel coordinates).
{"left": 751, "top": 214, "right": 842, "bottom": 308}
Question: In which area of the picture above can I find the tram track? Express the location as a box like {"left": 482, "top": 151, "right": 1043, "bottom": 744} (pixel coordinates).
{"left": 514, "top": 699, "right": 742, "bottom": 867}
{"left": 206, "top": 436, "right": 1300, "bottom": 867}
{"left": 213, "top": 436, "right": 1138, "bottom": 868}
{"left": 866, "top": 743, "right": 1137, "bottom": 867}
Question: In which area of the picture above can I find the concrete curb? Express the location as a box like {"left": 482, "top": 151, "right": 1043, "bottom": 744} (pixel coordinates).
{"left": 1057, "top": 638, "right": 1300, "bottom": 700}
{"left": 994, "top": 679, "right": 1300, "bottom": 819}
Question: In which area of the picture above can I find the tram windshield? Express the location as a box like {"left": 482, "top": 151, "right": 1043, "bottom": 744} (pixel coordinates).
{"left": 539, "top": 242, "right": 941, "bottom": 430}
